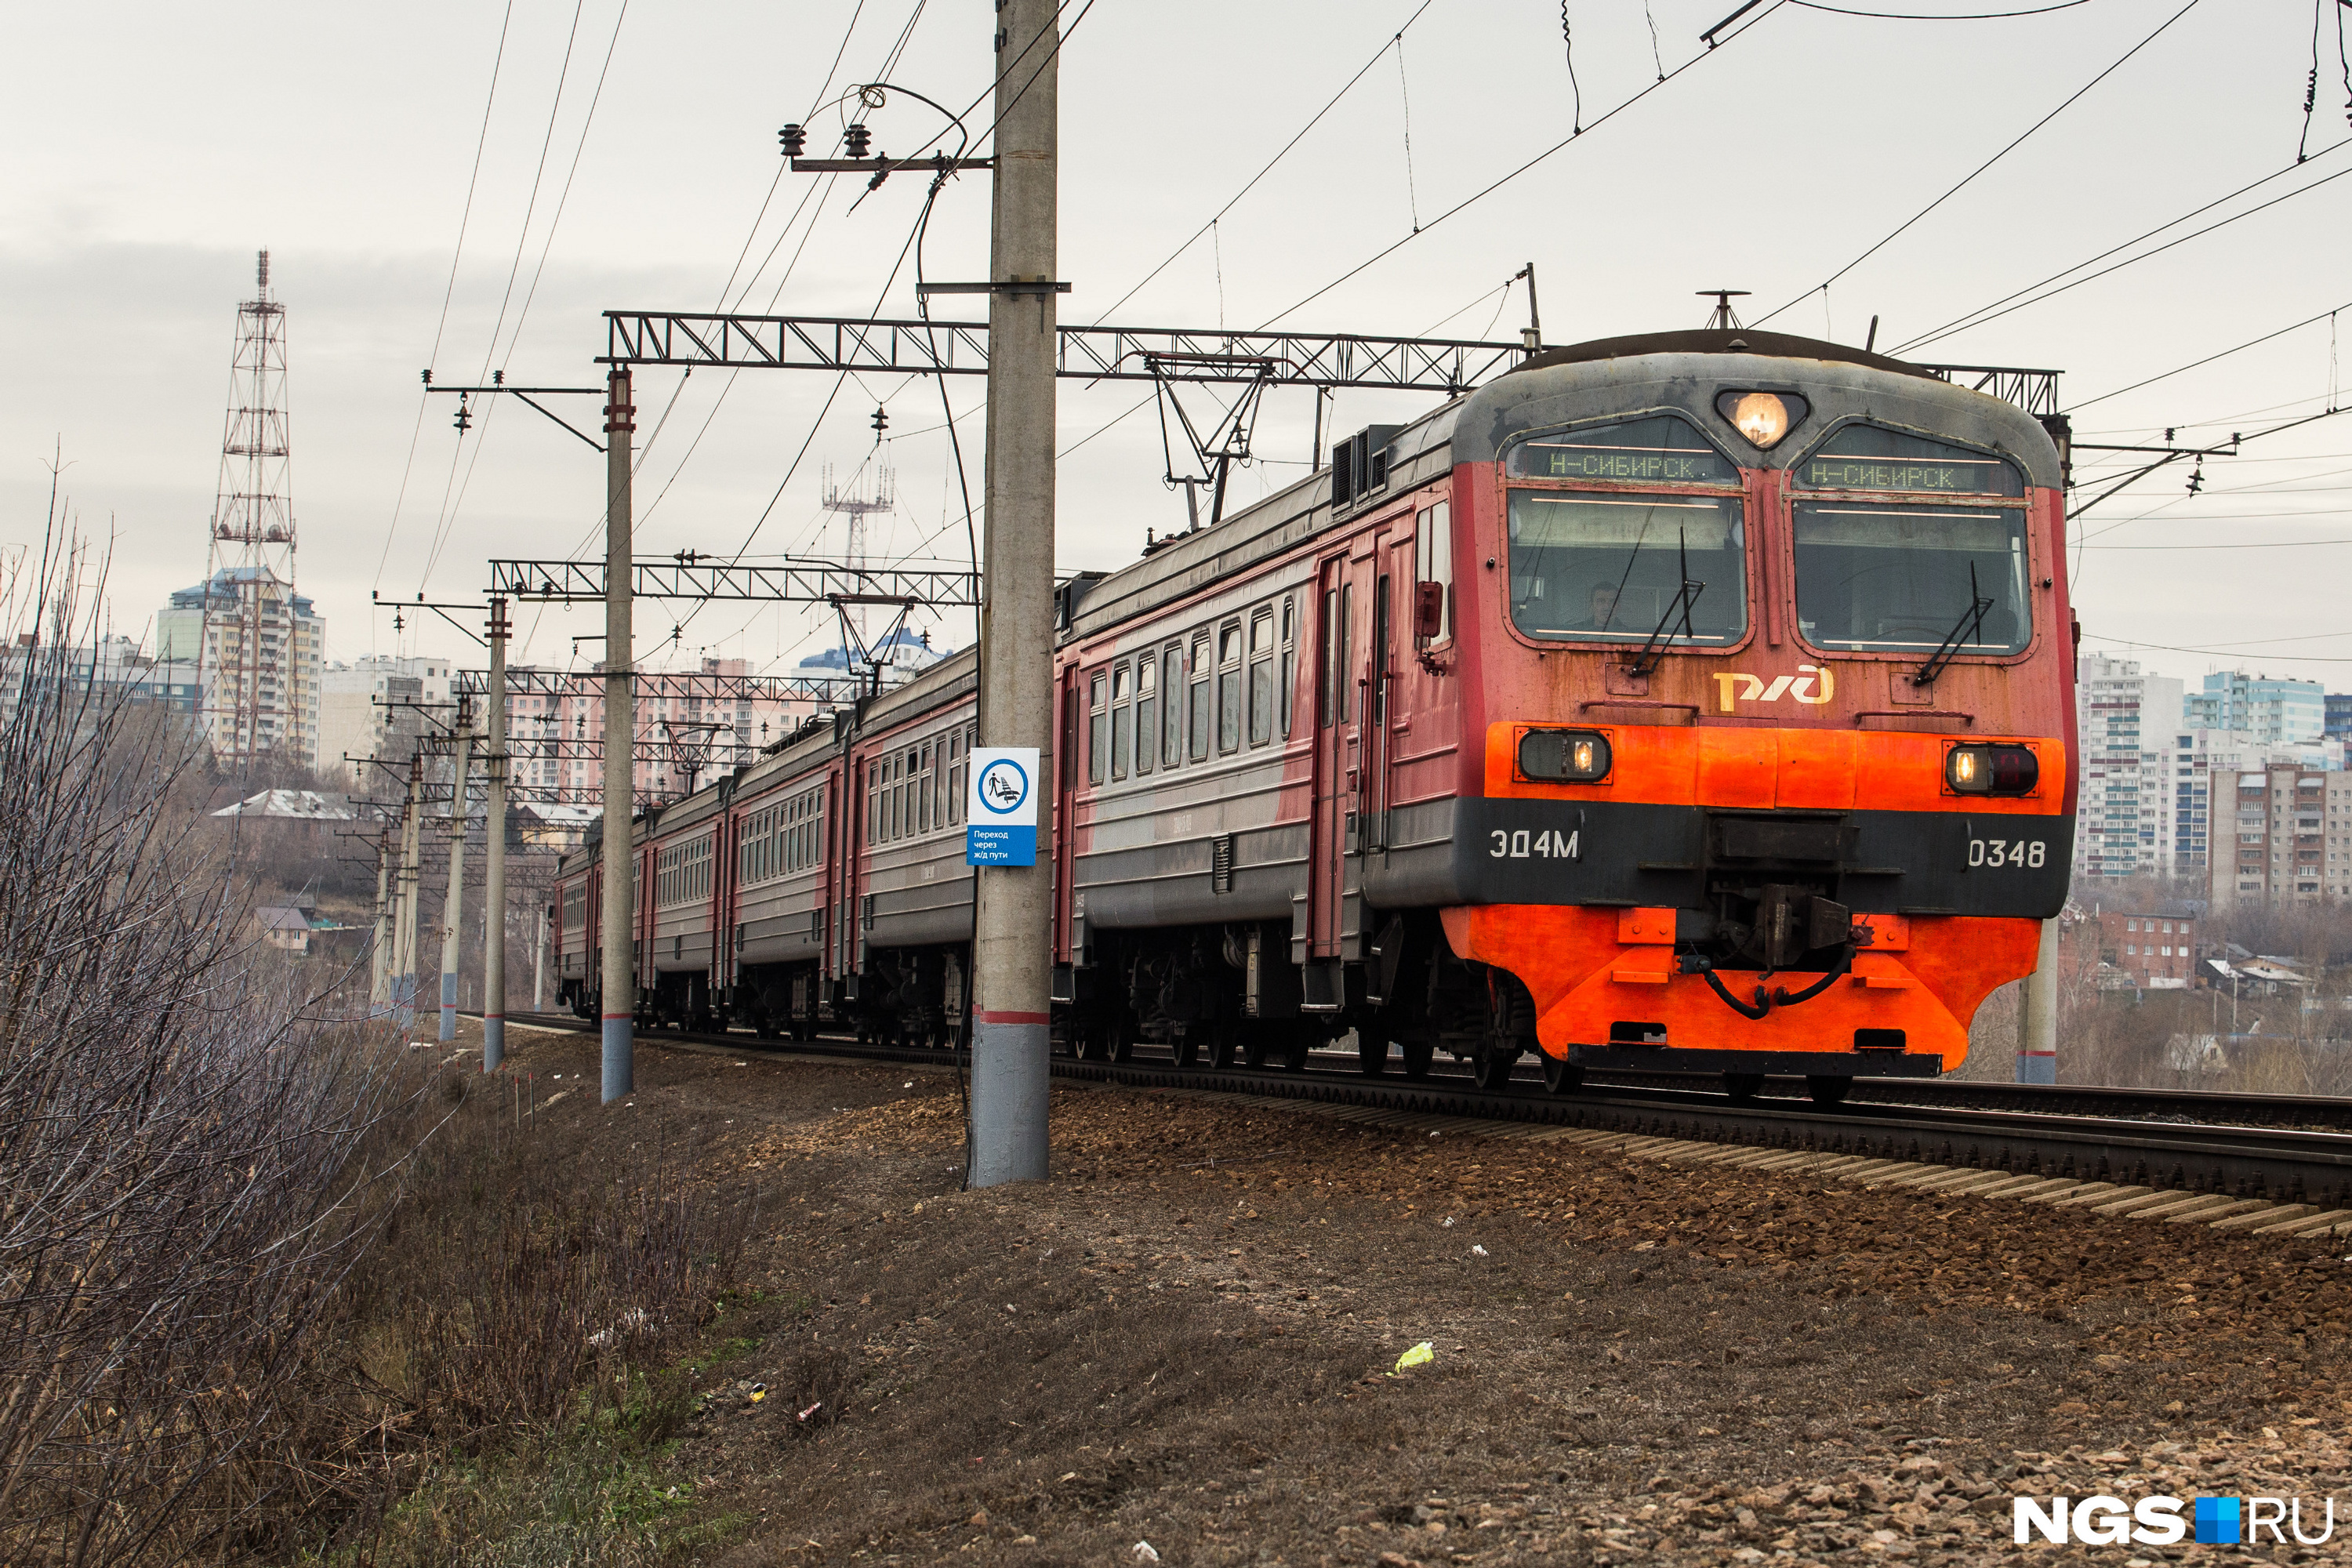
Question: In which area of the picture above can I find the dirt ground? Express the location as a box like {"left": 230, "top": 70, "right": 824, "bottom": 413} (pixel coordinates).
{"left": 474, "top": 1025, "right": 2352, "bottom": 1566}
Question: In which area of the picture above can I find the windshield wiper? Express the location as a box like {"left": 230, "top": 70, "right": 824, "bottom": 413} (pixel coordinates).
{"left": 1628, "top": 528, "right": 1704, "bottom": 677}
{"left": 1912, "top": 560, "right": 1994, "bottom": 686}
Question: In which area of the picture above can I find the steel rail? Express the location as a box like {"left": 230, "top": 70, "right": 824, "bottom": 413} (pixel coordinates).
{"left": 493, "top": 1012, "right": 2352, "bottom": 1208}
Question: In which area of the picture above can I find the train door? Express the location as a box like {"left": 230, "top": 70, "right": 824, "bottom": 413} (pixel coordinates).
{"left": 586, "top": 866, "right": 601, "bottom": 1007}
{"left": 1309, "top": 554, "right": 1352, "bottom": 958}
{"left": 1368, "top": 538, "right": 1407, "bottom": 854}
{"left": 843, "top": 758, "right": 869, "bottom": 997}
{"left": 1054, "top": 664, "right": 1082, "bottom": 963}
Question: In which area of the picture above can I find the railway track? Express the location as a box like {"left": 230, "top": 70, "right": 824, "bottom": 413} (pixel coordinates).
{"left": 491, "top": 1011, "right": 2352, "bottom": 1213}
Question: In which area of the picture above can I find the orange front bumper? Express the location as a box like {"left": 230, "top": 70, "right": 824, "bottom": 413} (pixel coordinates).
{"left": 1439, "top": 904, "right": 2039, "bottom": 1072}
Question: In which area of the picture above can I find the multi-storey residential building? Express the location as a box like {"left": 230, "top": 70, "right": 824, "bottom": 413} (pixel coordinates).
{"left": 155, "top": 567, "right": 325, "bottom": 768}
{"left": 0, "top": 635, "right": 201, "bottom": 729}
{"left": 2074, "top": 653, "right": 2182, "bottom": 879}
{"left": 2089, "top": 900, "right": 2202, "bottom": 990}
{"left": 506, "top": 657, "right": 826, "bottom": 807}
{"left": 318, "top": 661, "right": 437, "bottom": 786}
{"left": 2209, "top": 763, "right": 2352, "bottom": 907}
{"left": 2185, "top": 670, "right": 2325, "bottom": 746}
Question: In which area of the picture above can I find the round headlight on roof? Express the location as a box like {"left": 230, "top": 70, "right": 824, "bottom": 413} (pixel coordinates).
{"left": 1715, "top": 390, "right": 1809, "bottom": 450}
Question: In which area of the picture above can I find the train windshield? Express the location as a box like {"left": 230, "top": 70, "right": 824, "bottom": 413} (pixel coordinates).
{"left": 1504, "top": 492, "right": 1748, "bottom": 644}
{"left": 1791, "top": 503, "right": 2029, "bottom": 654}
{"left": 1791, "top": 424, "right": 2030, "bottom": 655}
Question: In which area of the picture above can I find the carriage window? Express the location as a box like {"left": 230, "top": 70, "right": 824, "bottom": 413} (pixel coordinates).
{"left": 1110, "top": 664, "right": 1132, "bottom": 781}
{"left": 948, "top": 730, "right": 965, "bottom": 825}
{"left": 1504, "top": 492, "right": 1747, "bottom": 644}
{"left": 1791, "top": 503, "right": 2030, "bottom": 655}
{"left": 1188, "top": 635, "right": 1211, "bottom": 760}
{"left": 1278, "top": 597, "right": 1297, "bottom": 738}
{"left": 1217, "top": 623, "right": 1243, "bottom": 753}
{"left": 1161, "top": 646, "right": 1183, "bottom": 767}
{"left": 1088, "top": 671, "right": 1108, "bottom": 786}
{"left": 1247, "top": 608, "right": 1276, "bottom": 746}
{"left": 1134, "top": 659, "right": 1156, "bottom": 777}
{"left": 1319, "top": 590, "right": 1338, "bottom": 728}
{"left": 1415, "top": 503, "right": 1454, "bottom": 641}
{"left": 1338, "top": 583, "right": 1354, "bottom": 721}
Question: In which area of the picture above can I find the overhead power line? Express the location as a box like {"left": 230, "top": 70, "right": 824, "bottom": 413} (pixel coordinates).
{"left": 377, "top": 1, "right": 517, "bottom": 591}
{"left": 1261, "top": 1, "right": 1789, "bottom": 330}
{"left": 2071, "top": 298, "right": 2352, "bottom": 409}
{"left": 1752, "top": 0, "right": 2205, "bottom": 328}
{"left": 1894, "top": 139, "right": 2352, "bottom": 354}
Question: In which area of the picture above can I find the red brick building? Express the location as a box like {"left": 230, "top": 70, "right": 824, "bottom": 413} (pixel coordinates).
{"left": 2092, "top": 901, "right": 2201, "bottom": 989}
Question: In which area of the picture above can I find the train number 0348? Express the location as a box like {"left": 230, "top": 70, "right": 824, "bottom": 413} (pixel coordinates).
{"left": 1969, "top": 838, "right": 2045, "bottom": 869}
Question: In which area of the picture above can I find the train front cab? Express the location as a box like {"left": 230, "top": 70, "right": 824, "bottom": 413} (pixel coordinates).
{"left": 1439, "top": 333, "right": 2074, "bottom": 1098}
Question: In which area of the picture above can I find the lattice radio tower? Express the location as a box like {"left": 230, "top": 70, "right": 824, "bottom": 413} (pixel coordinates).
{"left": 820, "top": 459, "right": 894, "bottom": 666}
{"left": 199, "top": 249, "right": 298, "bottom": 763}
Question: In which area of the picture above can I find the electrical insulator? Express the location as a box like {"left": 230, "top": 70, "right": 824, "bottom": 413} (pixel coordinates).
{"left": 779, "top": 123, "right": 806, "bottom": 158}
{"left": 845, "top": 122, "right": 872, "bottom": 158}
{"left": 871, "top": 405, "right": 888, "bottom": 437}
{"left": 454, "top": 397, "right": 473, "bottom": 434}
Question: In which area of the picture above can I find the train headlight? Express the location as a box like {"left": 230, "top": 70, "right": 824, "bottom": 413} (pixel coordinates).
{"left": 1715, "top": 390, "right": 1809, "bottom": 450}
{"left": 1945, "top": 743, "right": 2038, "bottom": 796}
{"left": 1519, "top": 728, "right": 1613, "bottom": 782}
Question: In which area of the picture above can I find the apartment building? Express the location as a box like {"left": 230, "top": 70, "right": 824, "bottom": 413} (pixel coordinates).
{"left": 155, "top": 567, "right": 325, "bottom": 768}
{"left": 2074, "top": 653, "right": 2181, "bottom": 879}
{"left": 2209, "top": 763, "right": 2352, "bottom": 908}
{"left": 2186, "top": 670, "right": 2325, "bottom": 746}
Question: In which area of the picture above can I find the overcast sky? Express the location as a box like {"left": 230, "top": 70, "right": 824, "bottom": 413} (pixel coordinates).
{"left": 4, "top": 0, "right": 2347, "bottom": 690}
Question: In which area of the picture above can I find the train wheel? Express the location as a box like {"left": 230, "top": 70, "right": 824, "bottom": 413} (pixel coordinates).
{"left": 1279, "top": 1032, "right": 1312, "bottom": 1072}
{"left": 1542, "top": 1054, "right": 1584, "bottom": 1095}
{"left": 1171, "top": 1030, "right": 1199, "bottom": 1069}
{"left": 1722, "top": 1073, "right": 1766, "bottom": 1103}
{"left": 1806, "top": 1075, "right": 1853, "bottom": 1105}
{"left": 1356, "top": 1029, "right": 1388, "bottom": 1076}
{"left": 1401, "top": 1038, "right": 1435, "bottom": 1080}
{"left": 1207, "top": 1029, "right": 1237, "bottom": 1070}
{"left": 1109, "top": 1013, "right": 1137, "bottom": 1064}
{"left": 1472, "top": 1047, "right": 1521, "bottom": 1093}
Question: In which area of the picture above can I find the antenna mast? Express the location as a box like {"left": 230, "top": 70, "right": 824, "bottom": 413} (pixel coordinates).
{"left": 821, "top": 458, "right": 896, "bottom": 674}
{"left": 199, "top": 249, "right": 302, "bottom": 765}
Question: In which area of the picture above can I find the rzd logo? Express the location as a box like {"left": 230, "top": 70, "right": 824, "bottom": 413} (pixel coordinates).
{"left": 1713, "top": 665, "right": 1835, "bottom": 713}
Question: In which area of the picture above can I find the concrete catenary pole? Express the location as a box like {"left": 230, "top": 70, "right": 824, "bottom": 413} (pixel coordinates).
{"left": 393, "top": 753, "right": 426, "bottom": 1029}
{"left": 532, "top": 902, "right": 546, "bottom": 1011}
{"left": 2018, "top": 916, "right": 2060, "bottom": 1083}
{"left": 437, "top": 705, "right": 474, "bottom": 1044}
{"left": 967, "top": 0, "right": 1059, "bottom": 1188}
{"left": 482, "top": 596, "right": 510, "bottom": 1071}
{"left": 601, "top": 367, "right": 637, "bottom": 1102}
{"left": 368, "top": 830, "right": 392, "bottom": 1012}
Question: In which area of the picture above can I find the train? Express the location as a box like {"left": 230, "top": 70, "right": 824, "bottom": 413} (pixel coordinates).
{"left": 554, "top": 325, "right": 2076, "bottom": 1102}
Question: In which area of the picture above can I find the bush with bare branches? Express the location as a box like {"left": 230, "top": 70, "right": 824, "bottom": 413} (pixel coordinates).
{"left": 0, "top": 537, "right": 403, "bottom": 1566}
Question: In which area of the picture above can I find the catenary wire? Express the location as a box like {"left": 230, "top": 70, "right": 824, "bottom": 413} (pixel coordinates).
{"left": 1751, "top": 0, "right": 2204, "bottom": 327}
{"left": 1791, "top": 0, "right": 2089, "bottom": 15}
{"left": 423, "top": 0, "right": 630, "bottom": 590}
{"left": 1893, "top": 139, "right": 2352, "bottom": 354}
{"left": 1258, "top": 0, "right": 1788, "bottom": 330}
{"left": 416, "top": 0, "right": 599, "bottom": 586}
{"left": 1087, "top": 0, "right": 1438, "bottom": 326}
{"left": 2070, "top": 296, "right": 2352, "bottom": 408}
{"left": 376, "top": 1, "right": 517, "bottom": 590}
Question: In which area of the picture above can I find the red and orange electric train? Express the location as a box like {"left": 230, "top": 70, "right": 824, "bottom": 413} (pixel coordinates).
{"left": 555, "top": 327, "right": 2076, "bottom": 1101}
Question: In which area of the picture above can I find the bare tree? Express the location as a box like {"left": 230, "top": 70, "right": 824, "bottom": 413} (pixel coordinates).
{"left": 0, "top": 524, "right": 402, "bottom": 1565}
